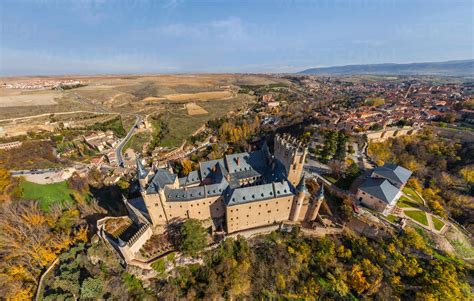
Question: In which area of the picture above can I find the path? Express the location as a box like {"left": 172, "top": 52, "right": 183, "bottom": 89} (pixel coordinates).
{"left": 115, "top": 115, "right": 142, "bottom": 167}
{"left": 0, "top": 110, "right": 116, "bottom": 123}
{"left": 35, "top": 257, "right": 59, "bottom": 301}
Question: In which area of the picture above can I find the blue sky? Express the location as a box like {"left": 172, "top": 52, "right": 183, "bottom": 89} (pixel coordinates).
{"left": 1, "top": 0, "right": 472, "bottom": 75}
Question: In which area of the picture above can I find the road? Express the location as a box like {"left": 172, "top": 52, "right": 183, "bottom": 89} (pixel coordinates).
{"left": 115, "top": 115, "right": 142, "bottom": 167}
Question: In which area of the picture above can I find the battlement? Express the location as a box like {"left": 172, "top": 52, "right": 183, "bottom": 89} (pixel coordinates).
{"left": 274, "top": 134, "right": 308, "bottom": 186}
{"left": 274, "top": 133, "right": 307, "bottom": 155}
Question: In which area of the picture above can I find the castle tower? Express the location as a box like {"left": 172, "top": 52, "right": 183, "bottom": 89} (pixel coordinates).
{"left": 274, "top": 134, "right": 308, "bottom": 186}
{"left": 290, "top": 175, "right": 307, "bottom": 221}
{"left": 136, "top": 155, "right": 149, "bottom": 191}
{"left": 308, "top": 184, "right": 325, "bottom": 222}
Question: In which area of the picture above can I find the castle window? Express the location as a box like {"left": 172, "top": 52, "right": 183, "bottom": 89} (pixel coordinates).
{"left": 276, "top": 202, "right": 278, "bottom": 205}
{"left": 198, "top": 212, "right": 201, "bottom": 214}
{"left": 247, "top": 215, "right": 249, "bottom": 217}
{"left": 249, "top": 206, "right": 251, "bottom": 209}
{"left": 268, "top": 210, "right": 271, "bottom": 213}
{"left": 261, "top": 193, "right": 264, "bottom": 197}
{"left": 159, "top": 215, "right": 162, "bottom": 218}
{"left": 259, "top": 204, "right": 261, "bottom": 207}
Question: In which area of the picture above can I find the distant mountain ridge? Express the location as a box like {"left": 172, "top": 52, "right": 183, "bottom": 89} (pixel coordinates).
{"left": 299, "top": 59, "right": 474, "bottom": 76}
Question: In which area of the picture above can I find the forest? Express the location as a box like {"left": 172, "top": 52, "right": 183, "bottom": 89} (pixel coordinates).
{"left": 368, "top": 129, "right": 473, "bottom": 229}
{"left": 39, "top": 227, "right": 471, "bottom": 300}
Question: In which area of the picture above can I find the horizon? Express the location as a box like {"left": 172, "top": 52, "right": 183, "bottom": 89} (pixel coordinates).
{"left": 1, "top": 0, "right": 473, "bottom": 76}
{"left": 1, "top": 58, "right": 473, "bottom": 78}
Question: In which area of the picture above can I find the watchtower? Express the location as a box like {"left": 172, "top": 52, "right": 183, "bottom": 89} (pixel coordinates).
{"left": 274, "top": 134, "right": 308, "bottom": 186}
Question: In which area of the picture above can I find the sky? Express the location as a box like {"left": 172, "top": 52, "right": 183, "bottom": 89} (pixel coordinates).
{"left": 0, "top": 0, "right": 473, "bottom": 75}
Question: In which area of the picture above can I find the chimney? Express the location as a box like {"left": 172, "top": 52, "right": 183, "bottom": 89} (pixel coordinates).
{"left": 236, "top": 157, "right": 240, "bottom": 165}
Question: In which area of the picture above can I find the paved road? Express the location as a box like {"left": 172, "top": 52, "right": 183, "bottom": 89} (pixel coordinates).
{"left": 115, "top": 115, "right": 142, "bottom": 167}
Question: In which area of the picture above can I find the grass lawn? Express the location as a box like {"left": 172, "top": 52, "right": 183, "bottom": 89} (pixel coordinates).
{"left": 386, "top": 214, "right": 400, "bottom": 223}
{"left": 432, "top": 216, "right": 445, "bottom": 231}
{"left": 402, "top": 186, "right": 424, "bottom": 204}
{"left": 20, "top": 180, "right": 74, "bottom": 211}
{"left": 404, "top": 210, "right": 428, "bottom": 226}
{"left": 397, "top": 196, "right": 420, "bottom": 208}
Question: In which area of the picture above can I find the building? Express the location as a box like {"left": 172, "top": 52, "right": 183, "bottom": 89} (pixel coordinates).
{"left": 132, "top": 134, "right": 309, "bottom": 233}
{"left": 98, "top": 134, "right": 332, "bottom": 264}
{"left": 356, "top": 164, "right": 412, "bottom": 215}
{"left": 0, "top": 141, "right": 22, "bottom": 151}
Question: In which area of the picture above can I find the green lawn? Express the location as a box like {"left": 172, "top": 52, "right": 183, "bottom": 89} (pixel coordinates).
{"left": 402, "top": 187, "right": 424, "bottom": 204}
{"left": 432, "top": 216, "right": 445, "bottom": 231}
{"left": 386, "top": 214, "right": 400, "bottom": 223}
{"left": 404, "top": 210, "right": 429, "bottom": 226}
{"left": 20, "top": 180, "right": 74, "bottom": 211}
{"left": 397, "top": 196, "right": 420, "bottom": 208}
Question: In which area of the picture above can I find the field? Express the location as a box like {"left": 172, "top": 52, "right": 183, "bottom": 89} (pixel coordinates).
{"left": 20, "top": 180, "right": 74, "bottom": 210}
{"left": 159, "top": 94, "right": 254, "bottom": 147}
{"left": 0, "top": 90, "right": 60, "bottom": 107}
{"left": 0, "top": 74, "right": 289, "bottom": 140}
{"left": 163, "top": 91, "right": 232, "bottom": 102}
{"left": 186, "top": 102, "right": 208, "bottom": 115}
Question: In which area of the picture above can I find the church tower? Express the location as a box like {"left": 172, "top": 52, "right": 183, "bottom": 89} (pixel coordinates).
{"left": 290, "top": 175, "right": 307, "bottom": 221}
{"left": 274, "top": 134, "right": 308, "bottom": 186}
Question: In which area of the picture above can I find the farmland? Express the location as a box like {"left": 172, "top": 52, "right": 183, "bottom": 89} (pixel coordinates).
{"left": 0, "top": 74, "right": 289, "bottom": 142}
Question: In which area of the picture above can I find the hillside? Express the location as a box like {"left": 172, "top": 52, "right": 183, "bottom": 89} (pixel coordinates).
{"left": 299, "top": 59, "right": 474, "bottom": 77}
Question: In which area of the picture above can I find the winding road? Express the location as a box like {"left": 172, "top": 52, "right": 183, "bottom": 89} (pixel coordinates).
{"left": 115, "top": 115, "right": 142, "bottom": 167}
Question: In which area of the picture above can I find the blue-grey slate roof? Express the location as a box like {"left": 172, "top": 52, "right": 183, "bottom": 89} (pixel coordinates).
{"left": 226, "top": 181, "right": 293, "bottom": 206}
{"left": 372, "top": 164, "right": 412, "bottom": 186}
{"left": 225, "top": 150, "right": 267, "bottom": 174}
{"left": 166, "top": 186, "right": 206, "bottom": 201}
{"left": 178, "top": 170, "right": 200, "bottom": 186}
{"left": 199, "top": 159, "right": 226, "bottom": 180}
{"left": 359, "top": 178, "right": 400, "bottom": 204}
{"left": 146, "top": 169, "right": 177, "bottom": 194}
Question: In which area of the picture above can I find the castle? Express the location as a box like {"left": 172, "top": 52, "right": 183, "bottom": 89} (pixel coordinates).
{"left": 98, "top": 134, "right": 326, "bottom": 264}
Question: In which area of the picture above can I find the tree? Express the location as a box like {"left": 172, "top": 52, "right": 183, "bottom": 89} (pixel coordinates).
{"left": 180, "top": 159, "right": 193, "bottom": 177}
{"left": 179, "top": 219, "right": 208, "bottom": 257}
{"left": 80, "top": 277, "right": 103, "bottom": 299}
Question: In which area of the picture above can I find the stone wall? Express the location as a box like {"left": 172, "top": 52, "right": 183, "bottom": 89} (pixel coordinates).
{"left": 366, "top": 127, "right": 419, "bottom": 142}
{"left": 226, "top": 195, "right": 294, "bottom": 233}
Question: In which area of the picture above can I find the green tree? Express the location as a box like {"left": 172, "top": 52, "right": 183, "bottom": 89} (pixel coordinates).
{"left": 80, "top": 277, "right": 103, "bottom": 299}
{"left": 179, "top": 219, "right": 208, "bottom": 257}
